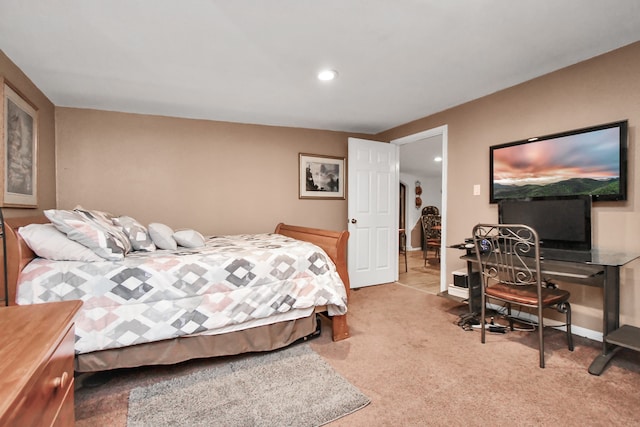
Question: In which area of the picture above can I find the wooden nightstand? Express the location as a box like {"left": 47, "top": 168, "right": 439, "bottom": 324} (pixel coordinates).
{"left": 0, "top": 300, "right": 82, "bottom": 426}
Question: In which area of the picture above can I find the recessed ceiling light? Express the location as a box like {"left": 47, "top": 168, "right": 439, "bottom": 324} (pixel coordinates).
{"left": 317, "top": 69, "right": 338, "bottom": 81}
{"left": 434, "top": 156, "right": 443, "bottom": 162}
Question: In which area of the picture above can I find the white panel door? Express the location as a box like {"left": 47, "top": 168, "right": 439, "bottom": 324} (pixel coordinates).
{"left": 347, "top": 137, "right": 398, "bottom": 288}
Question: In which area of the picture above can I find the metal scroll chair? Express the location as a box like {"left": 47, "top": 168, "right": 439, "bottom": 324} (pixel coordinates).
{"left": 421, "top": 205, "right": 439, "bottom": 216}
{"left": 399, "top": 228, "right": 408, "bottom": 272}
{"left": 421, "top": 214, "right": 441, "bottom": 265}
{"left": 472, "top": 223, "right": 573, "bottom": 368}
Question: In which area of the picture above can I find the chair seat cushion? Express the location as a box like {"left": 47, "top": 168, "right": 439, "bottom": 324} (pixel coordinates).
{"left": 485, "top": 282, "right": 570, "bottom": 306}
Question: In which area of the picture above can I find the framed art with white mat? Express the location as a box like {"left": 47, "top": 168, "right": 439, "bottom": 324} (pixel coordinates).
{"left": 1, "top": 80, "right": 38, "bottom": 207}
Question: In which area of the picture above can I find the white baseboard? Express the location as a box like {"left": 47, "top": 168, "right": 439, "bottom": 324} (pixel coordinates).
{"left": 485, "top": 302, "right": 603, "bottom": 342}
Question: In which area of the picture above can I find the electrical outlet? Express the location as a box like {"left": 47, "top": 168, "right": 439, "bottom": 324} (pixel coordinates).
{"left": 473, "top": 184, "right": 481, "bottom": 196}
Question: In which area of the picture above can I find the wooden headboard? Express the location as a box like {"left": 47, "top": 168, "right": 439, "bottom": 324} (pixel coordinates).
{"left": 1, "top": 218, "right": 350, "bottom": 306}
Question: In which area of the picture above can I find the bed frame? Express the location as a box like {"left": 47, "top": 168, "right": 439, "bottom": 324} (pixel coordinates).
{"left": 2, "top": 217, "right": 350, "bottom": 372}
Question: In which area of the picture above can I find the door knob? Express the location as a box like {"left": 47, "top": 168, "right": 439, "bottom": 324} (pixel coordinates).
{"left": 351, "top": 219, "right": 357, "bottom": 224}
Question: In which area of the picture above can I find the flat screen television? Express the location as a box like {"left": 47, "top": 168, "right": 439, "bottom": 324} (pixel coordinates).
{"left": 490, "top": 120, "right": 628, "bottom": 203}
{"left": 498, "top": 195, "right": 592, "bottom": 252}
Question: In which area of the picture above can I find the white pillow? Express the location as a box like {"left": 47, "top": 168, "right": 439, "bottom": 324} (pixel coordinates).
{"left": 18, "top": 223, "right": 104, "bottom": 262}
{"left": 148, "top": 223, "right": 177, "bottom": 250}
{"left": 173, "top": 229, "right": 206, "bottom": 248}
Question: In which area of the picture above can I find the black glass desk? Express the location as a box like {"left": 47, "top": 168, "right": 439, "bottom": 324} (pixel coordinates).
{"left": 460, "top": 248, "right": 640, "bottom": 375}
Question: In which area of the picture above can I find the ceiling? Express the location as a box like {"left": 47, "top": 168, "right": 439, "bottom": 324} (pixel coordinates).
{"left": 1, "top": 1, "right": 639, "bottom": 134}
{"left": 399, "top": 135, "right": 442, "bottom": 178}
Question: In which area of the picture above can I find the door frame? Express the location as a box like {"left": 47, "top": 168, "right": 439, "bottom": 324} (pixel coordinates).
{"left": 391, "top": 125, "right": 448, "bottom": 292}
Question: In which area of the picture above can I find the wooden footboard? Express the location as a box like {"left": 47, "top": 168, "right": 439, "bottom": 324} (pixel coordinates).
{"left": 275, "top": 223, "right": 350, "bottom": 341}
{"left": 2, "top": 218, "right": 350, "bottom": 341}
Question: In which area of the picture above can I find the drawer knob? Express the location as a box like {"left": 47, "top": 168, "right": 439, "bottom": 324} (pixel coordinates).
{"left": 52, "top": 372, "right": 68, "bottom": 391}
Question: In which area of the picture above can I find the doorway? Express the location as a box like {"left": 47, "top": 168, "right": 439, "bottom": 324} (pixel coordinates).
{"left": 392, "top": 126, "right": 448, "bottom": 294}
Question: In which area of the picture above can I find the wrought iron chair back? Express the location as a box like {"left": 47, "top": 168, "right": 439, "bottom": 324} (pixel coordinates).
{"left": 475, "top": 224, "right": 541, "bottom": 290}
{"left": 421, "top": 205, "right": 439, "bottom": 216}
{"left": 421, "top": 214, "right": 441, "bottom": 263}
{"left": 472, "top": 223, "right": 573, "bottom": 368}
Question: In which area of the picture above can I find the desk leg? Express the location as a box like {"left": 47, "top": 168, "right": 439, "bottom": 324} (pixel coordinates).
{"left": 466, "top": 260, "right": 482, "bottom": 315}
{"left": 588, "top": 265, "right": 621, "bottom": 376}
{"left": 588, "top": 347, "right": 623, "bottom": 375}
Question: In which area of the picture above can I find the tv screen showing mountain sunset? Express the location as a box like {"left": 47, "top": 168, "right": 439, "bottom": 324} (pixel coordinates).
{"left": 490, "top": 121, "right": 627, "bottom": 202}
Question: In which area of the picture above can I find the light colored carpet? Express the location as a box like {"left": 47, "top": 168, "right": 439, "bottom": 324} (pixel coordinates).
{"left": 75, "top": 283, "right": 640, "bottom": 426}
{"left": 312, "top": 284, "right": 640, "bottom": 426}
{"left": 126, "top": 343, "right": 370, "bottom": 427}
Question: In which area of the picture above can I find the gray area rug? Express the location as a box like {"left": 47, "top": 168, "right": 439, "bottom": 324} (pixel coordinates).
{"left": 127, "top": 343, "right": 370, "bottom": 426}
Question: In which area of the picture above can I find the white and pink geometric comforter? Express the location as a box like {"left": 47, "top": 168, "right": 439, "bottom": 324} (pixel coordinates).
{"left": 16, "top": 233, "right": 348, "bottom": 354}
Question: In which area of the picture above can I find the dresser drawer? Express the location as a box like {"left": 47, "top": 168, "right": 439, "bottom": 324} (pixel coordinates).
{"left": 9, "top": 324, "right": 75, "bottom": 427}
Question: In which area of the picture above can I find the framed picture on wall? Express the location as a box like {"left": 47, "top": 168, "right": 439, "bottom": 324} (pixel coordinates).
{"left": 299, "top": 153, "right": 345, "bottom": 199}
{"left": 1, "top": 81, "right": 38, "bottom": 207}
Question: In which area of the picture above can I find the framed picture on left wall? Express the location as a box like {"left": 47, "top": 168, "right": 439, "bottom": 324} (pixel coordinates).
{"left": 1, "top": 80, "right": 37, "bottom": 207}
{"left": 299, "top": 153, "right": 346, "bottom": 199}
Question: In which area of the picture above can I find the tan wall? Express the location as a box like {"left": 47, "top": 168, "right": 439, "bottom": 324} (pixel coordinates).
{"left": 55, "top": 108, "right": 356, "bottom": 235}
{"left": 0, "top": 50, "right": 56, "bottom": 217}
{"left": 8, "top": 40, "right": 640, "bottom": 334}
{"left": 377, "top": 41, "right": 640, "bottom": 333}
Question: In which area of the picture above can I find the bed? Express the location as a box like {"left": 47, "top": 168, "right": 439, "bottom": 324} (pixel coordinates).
{"left": 2, "top": 214, "right": 350, "bottom": 372}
